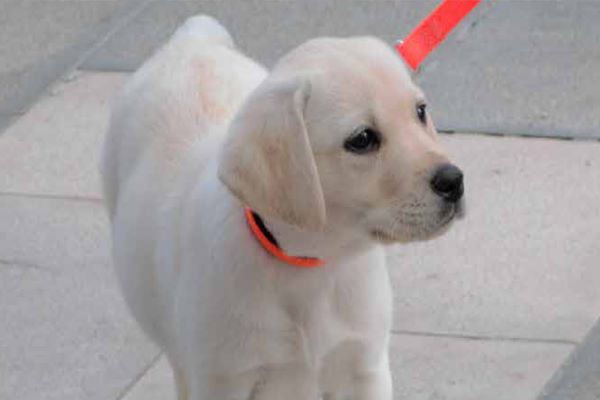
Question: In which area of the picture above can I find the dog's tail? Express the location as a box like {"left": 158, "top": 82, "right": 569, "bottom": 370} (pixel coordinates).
{"left": 174, "top": 15, "right": 234, "bottom": 48}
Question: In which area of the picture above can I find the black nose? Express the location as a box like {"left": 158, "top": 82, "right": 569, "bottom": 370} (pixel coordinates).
{"left": 430, "top": 164, "right": 464, "bottom": 203}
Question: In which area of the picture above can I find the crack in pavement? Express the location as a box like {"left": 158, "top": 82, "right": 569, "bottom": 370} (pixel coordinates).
{"left": 0, "top": 191, "right": 103, "bottom": 204}
{"left": 391, "top": 328, "right": 578, "bottom": 346}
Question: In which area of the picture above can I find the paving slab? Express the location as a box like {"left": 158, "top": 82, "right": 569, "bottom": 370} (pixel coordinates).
{"left": 121, "top": 356, "right": 175, "bottom": 400}
{"left": 389, "top": 134, "right": 600, "bottom": 342}
{"left": 417, "top": 0, "right": 600, "bottom": 139}
{"left": 0, "top": 0, "right": 145, "bottom": 117}
{"left": 0, "top": 194, "right": 106, "bottom": 272}
{"left": 119, "top": 335, "right": 571, "bottom": 400}
{"left": 80, "top": 0, "right": 440, "bottom": 71}
{"left": 0, "top": 71, "right": 128, "bottom": 199}
{"left": 0, "top": 196, "right": 158, "bottom": 400}
{"left": 537, "top": 318, "right": 600, "bottom": 400}
{"left": 391, "top": 335, "right": 570, "bottom": 400}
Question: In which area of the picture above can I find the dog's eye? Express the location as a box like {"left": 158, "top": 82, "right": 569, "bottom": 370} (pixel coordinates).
{"left": 344, "top": 127, "right": 380, "bottom": 154}
{"left": 417, "top": 103, "right": 427, "bottom": 125}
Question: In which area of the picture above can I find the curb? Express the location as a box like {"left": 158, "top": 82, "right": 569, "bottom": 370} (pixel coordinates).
{"left": 537, "top": 318, "right": 600, "bottom": 400}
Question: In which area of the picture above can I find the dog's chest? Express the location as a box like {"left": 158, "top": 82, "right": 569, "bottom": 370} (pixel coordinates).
{"left": 243, "top": 252, "right": 391, "bottom": 377}
{"left": 283, "top": 294, "right": 359, "bottom": 367}
{"left": 265, "top": 272, "right": 385, "bottom": 375}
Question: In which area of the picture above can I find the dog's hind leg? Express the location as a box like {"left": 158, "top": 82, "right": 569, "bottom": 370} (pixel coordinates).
{"left": 162, "top": 351, "right": 189, "bottom": 400}
{"left": 165, "top": 355, "right": 189, "bottom": 400}
{"left": 184, "top": 369, "right": 262, "bottom": 400}
{"left": 173, "top": 366, "right": 189, "bottom": 400}
{"left": 351, "top": 368, "right": 392, "bottom": 400}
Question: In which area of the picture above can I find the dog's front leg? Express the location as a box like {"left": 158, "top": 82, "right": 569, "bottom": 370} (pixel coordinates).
{"left": 323, "top": 363, "right": 392, "bottom": 400}
{"left": 328, "top": 352, "right": 392, "bottom": 400}
{"left": 351, "top": 365, "right": 392, "bottom": 400}
{"left": 252, "top": 365, "right": 319, "bottom": 400}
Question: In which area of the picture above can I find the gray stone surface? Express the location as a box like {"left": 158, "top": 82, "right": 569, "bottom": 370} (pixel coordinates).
{"left": 0, "top": 196, "right": 158, "bottom": 400}
{"left": 81, "top": 0, "right": 600, "bottom": 139}
{"left": 390, "top": 334, "right": 570, "bottom": 400}
{"left": 417, "top": 0, "right": 600, "bottom": 139}
{"left": 0, "top": 71, "right": 128, "bottom": 199}
{"left": 80, "top": 0, "right": 439, "bottom": 70}
{"left": 121, "top": 356, "right": 174, "bottom": 400}
{"left": 537, "top": 318, "right": 600, "bottom": 400}
{"left": 0, "top": 0, "right": 145, "bottom": 117}
{"left": 389, "top": 134, "right": 600, "bottom": 342}
{"left": 0, "top": 114, "right": 13, "bottom": 134}
{"left": 118, "top": 335, "right": 571, "bottom": 400}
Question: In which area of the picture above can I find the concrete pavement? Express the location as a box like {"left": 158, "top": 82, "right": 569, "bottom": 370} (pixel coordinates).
{"left": 2, "top": 1, "right": 600, "bottom": 399}
{"left": 0, "top": 1, "right": 146, "bottom": 120}
{"left": 417, "top": 0, "right": 600, "bottom": 139}
{"left": 3, "top": 1, "right": 600, "bottom": 140}
{"left": 0, "top": 72, "right": 159, "bottom": 400}
{"left": 79, "top": 0, "right": 600, "bottom": 140}
{"left": 538, "top": 319, "right": 600, "bottom": 400}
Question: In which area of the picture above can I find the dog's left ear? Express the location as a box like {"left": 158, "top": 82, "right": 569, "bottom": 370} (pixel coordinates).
{"left": 218, "top": 75, "right": 326, "bottom": 231}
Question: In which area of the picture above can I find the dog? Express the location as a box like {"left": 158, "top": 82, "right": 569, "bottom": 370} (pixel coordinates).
{"left": 101, "top": 15, "right": 464, "bottom": 400}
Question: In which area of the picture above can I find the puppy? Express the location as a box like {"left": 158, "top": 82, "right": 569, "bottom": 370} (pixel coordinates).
{"left": 102, "top": 15, "right": 464, "bottom": 400}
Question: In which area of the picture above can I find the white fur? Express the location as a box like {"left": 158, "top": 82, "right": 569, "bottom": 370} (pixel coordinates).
{"left": 102, "top": 15, "right": 458, "bottom": 400}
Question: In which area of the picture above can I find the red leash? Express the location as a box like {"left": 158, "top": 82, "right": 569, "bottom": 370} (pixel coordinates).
{"left": 397, "top": 0, "right": 481, "bottom": 70}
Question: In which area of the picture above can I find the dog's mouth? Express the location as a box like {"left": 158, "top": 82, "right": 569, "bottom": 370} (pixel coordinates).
{"left": 370, "top": 201, "right": 463, "bottom": 244}
{"left": 370, "top": 228, "right": 399, "bottom": 244}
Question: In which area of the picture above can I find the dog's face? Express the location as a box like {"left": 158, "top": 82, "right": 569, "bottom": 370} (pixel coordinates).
{"left": 219, "top": 37, "right": 463, "bottom": 244}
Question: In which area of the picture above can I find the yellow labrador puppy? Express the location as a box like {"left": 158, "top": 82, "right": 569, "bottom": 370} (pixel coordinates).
{"left": 102, "top": 15, "right": 464, "bottom": 400}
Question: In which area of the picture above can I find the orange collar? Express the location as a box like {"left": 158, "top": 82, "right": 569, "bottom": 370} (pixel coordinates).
{"left": 244, "top": 208, "right": 325, "bottom": 268}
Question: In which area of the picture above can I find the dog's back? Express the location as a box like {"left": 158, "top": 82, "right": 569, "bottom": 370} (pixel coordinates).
{"left": 102, "top": 16, "right": 266, "bottom": 219}
{"left": 100, "top": 16, "right": 266, "bottom": 346}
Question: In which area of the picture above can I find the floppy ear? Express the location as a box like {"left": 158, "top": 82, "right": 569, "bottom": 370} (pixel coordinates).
{"left": 218, "top": 76, "right": 326, "bottom": 231}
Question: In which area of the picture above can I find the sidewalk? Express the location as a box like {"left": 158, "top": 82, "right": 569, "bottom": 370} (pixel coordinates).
{"left": 2, "top": 2, "right": 600, "bottom": 400}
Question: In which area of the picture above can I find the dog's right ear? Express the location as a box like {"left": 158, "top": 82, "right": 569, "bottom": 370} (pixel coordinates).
{"left": 218, "top": 76, "right": 326, "bottom": 231}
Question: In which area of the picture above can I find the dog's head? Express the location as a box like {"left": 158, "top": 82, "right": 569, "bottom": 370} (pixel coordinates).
{"left": 219, "top": 37, "right": 464, "bottom": 244}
